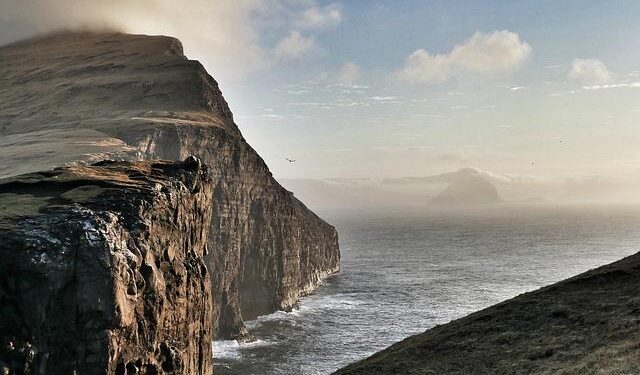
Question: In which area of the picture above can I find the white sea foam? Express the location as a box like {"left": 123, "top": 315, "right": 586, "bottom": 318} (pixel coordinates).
{"left": 213, "top": 339, "right": 274, "bottom": 361}
{"left": 213, "top": 340, "right": 240, "bottom": 360}
{"left": 304, "top": 295, "right": 364, "bottom": 311}
{"left": 245, "top": 295, "right": 364, "bottom": 331}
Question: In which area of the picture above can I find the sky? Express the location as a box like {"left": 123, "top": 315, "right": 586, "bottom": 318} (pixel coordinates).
{"left": 2, "top": 0, "right": 640, "bottom": 181}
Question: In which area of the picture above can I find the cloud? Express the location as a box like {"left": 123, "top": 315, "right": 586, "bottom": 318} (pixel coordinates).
{"left": 368, "top": 96, "right": 399, "bottom": 101}
{"left": 0, "top": 0, "right": 274, "bottom": 81}
{"left": 388, "top": 167, "right": 550, "bottom": 189}
{"left": 271, "top": 3, "right": 343, "bottom": 63}
{"left": 287, "top": 89, "right": 310, "bottom": 95}
{"left": 296, "top": 4, "right": 343, "bottom": 30}
{"left": 568, "top": 58, "right": 613, "bottom": 85}
{"left": 337, "top": 62, "right": 360, "bottom": 84}
{"left": 274, "top": 31, "right": 316, "bottom": 60}
{"left": 396, "top": 30, "right": 531, "bottom": 84}
{"left": 0, "top": 0, "right": 344, "bottom": 80}
{"left": 582, "top": 82, "right": 640, "bottom": 90}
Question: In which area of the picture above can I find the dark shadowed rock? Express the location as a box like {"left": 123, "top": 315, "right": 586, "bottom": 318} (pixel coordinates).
{"left": 334, "top": 251, "right": 640, "bottom": 375}
{"left": 0, "top": 32, "right": 340, "bottom": 339}
{"left": 0, "top": 158, "right": 213, "bottom": 375}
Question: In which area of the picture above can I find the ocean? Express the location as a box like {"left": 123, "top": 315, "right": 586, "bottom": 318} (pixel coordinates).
{"left": 213, "top": 205, "right": 640, "bottom": 374}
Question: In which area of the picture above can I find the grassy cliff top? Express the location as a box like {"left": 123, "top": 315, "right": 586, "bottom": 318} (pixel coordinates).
{"left": 0, "top": 32, "right": 237, "bottom": 179}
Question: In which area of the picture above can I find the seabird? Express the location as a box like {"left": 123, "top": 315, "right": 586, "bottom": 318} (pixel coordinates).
{"left": 285, "top": 158, "right": 296, "bottom": 163}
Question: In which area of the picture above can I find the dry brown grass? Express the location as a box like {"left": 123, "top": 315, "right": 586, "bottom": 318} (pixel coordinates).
{"left": 334, "top": 253, "right": 640, "bottom": 375}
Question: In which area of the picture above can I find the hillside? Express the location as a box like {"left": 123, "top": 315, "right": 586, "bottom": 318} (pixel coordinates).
{"left": 334, "top": 251, "right": 640, "bottom": 374}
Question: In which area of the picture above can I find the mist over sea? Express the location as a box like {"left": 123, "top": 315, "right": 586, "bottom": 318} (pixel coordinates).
{"left": 214, "top": 205, "right": 640, "bottom": 374}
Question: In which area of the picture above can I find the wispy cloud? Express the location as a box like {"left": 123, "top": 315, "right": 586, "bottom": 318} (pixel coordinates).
{"left": 295, "top": 3, "right": 343, "bottom": 30}
{"left": 0, "top": 0, "right": 345, "bottom": 80}
{"left": 238, "top": 113, "right": 285, "bottom": 121}
{"left": 275, "top": 31, "right": 316, "bottom": 60}
{"left": 0, "top": 0, "right": 271, "bottom": 80}
{"left": 287, "top": 89, "right": 310, "bottom": 95}
{"left": 568, "top": 58, "right": 612, "bottom": 85}
{"left": 368, "top": 96, "right": 399, "bottom": 101}
{"left": 337, "top": 62, "right": 361, "bottom": 84}
{"left": 287, "top": 102, "right": 323, "bottom": 107}
{"left": 396, "top": 30, "right": 531, "bottom": 84}
{"left": 549, "top": 80, "right": 640, "bottom": 96}
{"left": 327, "top": 83, "right": 370, "bottom": 90}
{"left": 582, "top": 82, "right": 640, "bottom": 90}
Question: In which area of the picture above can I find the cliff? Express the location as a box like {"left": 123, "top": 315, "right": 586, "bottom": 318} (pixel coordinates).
{"left": 0, "top": 158, "right": 213, "bottom": 375}
{"left": 334, "top": 251, "right": 640, "bottom": 374}
{"left": 0, "top": 32, "right": 340, "bottom": 339}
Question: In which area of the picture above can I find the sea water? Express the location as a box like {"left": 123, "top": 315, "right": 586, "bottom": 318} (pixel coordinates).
{"left": 214, "top": 205, "right": 640, "bottom": 374}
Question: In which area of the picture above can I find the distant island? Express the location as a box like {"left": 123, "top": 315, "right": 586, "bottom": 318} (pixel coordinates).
{"left": 430, "top": 172, "right": 503, "bottom": 207}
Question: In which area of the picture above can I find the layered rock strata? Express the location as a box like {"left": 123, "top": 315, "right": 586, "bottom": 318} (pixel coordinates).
{"left": 0, "top": 158, "right": 213, "bottom": 375}
{"left": 0, "top": 32, "right": 340, "bottom": 339}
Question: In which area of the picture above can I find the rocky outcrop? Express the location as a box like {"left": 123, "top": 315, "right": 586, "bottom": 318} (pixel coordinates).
{"left": 0, "top": 32, "right": 340, "bottom": 339}
{"left": 0, "top": 158, "right": 213, "bottom": 375}
{"left": 334, "top": 251, "right": 640, "bottom": 374}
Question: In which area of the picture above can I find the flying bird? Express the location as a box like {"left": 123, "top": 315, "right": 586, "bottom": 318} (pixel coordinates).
{"left": 285, "top": 158, "right": 296, "bottom": 163}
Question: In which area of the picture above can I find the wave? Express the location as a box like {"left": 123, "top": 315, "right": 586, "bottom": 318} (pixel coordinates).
{"left": 248, "top": 295, "right": 364, "bottom": 323}
{"left": 213, "top": 339, "right": 274, "bottom": 361}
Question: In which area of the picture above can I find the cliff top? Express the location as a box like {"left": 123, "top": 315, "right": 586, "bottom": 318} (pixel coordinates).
{"left": 0, "top": 32, "right": 235, "bottom": 124}
{"left": 0, "top": 156, "right": 207, "bottom": 230}
{"left": 0, "top": 32, "right": 239, "bottom": 178}
{"left": 334, "top": 250, "right": 640, "bottom": 374}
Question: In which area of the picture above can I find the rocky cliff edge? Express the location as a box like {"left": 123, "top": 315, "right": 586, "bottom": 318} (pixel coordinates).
{"left": 0, "top": 157, "right": 213, "bottom": 375}
{"left": 0, "top": 32, "right": 340, "bottom": 339}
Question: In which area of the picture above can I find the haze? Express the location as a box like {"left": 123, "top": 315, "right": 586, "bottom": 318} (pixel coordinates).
{"left": 2, "top": 0, "right": 639, "bottom": 207}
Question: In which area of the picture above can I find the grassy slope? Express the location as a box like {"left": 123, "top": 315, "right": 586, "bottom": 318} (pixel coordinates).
{"left": 334, "top": 252, "right": 640, "bottom": 375}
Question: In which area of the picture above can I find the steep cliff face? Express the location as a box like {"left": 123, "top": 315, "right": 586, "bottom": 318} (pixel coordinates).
{"left": 0, "top": 158, "right": 213, "bottom": 375}
{"left": 0, "top": 32, "right": 340, "bottom": 339}
{"left": 126, "top": 121, "right": 340, "bottom": 339}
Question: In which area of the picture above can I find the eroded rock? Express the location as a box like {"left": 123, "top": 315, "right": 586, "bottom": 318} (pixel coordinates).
{"left": 0, "top": 158, "right": 213, "bottom": 375}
